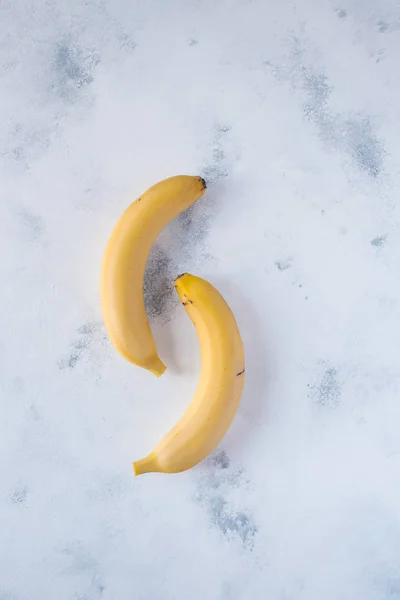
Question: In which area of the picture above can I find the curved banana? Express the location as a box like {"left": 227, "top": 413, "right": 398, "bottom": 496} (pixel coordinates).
{"left": 101, "top": 176, "right": 206, "bottom": 376}
{"left": 133, "top": 273, "right": 245, "bottom": 475}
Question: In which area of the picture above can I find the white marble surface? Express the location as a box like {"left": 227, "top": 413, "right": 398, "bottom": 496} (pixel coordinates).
{"left": 2, "top": 1, "right": 400, "bottom": 598}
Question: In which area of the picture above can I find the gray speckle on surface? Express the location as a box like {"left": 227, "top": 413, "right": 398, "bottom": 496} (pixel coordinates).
{"left": 200, "top": 123, "right": 233, "bottom": 184}
{"left": 20, "top": 211, "right": 45, "bottom": 243}
{"left": 74, "top": 338, "right": 90, "bottom": 351}
{"left": 337, "top": 9, "right": 347, "bottom": 19}
{"left": 143, "top": 244, "right": 177, "bottom": 324}
{"left": 200, "top": 163, "right": 226, "bottom": 187}
{"left": 174, "top": 122, "right": 233, "bottom": 257}
{"left": 52, "top": 42, "right": 99, "bottom": 101}
{"left": 1, "top": 122, "right": 51, "bottom": 169}
{"left": 378, "top": 20, "right": 389, "bottom": 33}
{"left": 194, "top": 450, "right": 257, "bottom": 550}
{"left": 340, "top": 115, "right": 384, "bottom": 178}
{"left": 118, "top": 32, "right": 136, "bottom": 51}
{"left": 188, "top": 38, "right": 198, "bottom": 46}
{"left": 268, "top": 39, "right": 385, "bottom": 178}
{"left": 60, "top": 353, "right": 80, "bottom": 370}
{"left": 276, "top": 258, "right": 292, "bottom": 271}
{"left": 312, "top": 366, "right": 341, "bottom": 408}
{"left": 303, "top": 71, "right": 331, "bottom": 120}
{"left": 305, "top": 76, "right": 384, "bottom": 178}
{"left": 10, "top": 485, "right": 28, "bottom": 505}
{"left": 59, "top": 321, "right": 106, "bottom": 371}
{"left": 371, "top": 234, "right": 387, "bottom": 247}
{"left": 77, "top": 323, "right": 97, "bottom": 335}
{"left": 213, "top": 450, "right": 230, "bottom": 470}
{"left": 177, "top": 201, "right": 211, "bottom": 249}
{"left": 2, "top": 142, "right": 26, "bottom": 165}
{"left": 209, "top": 496, "right": 257, "bottom": 549}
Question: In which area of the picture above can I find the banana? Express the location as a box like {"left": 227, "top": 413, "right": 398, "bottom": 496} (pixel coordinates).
{"left": 100, "top": 176, "right": 206, "bottom": 376}
{"left": 133, "top": 273, "right": 245, "bottom": 475}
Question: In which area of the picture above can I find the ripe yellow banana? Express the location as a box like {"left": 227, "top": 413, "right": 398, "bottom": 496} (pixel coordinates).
{"left": 133, "top": 273, "right": 245, "bottom": 475}
{"left": 100, "top": 176, "right": 206, "bottom": 376}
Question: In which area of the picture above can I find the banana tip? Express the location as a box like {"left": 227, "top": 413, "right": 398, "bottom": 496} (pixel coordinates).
{"left": 148, "top": 359, "right": 167, "bottom": 377}
{"left": 200, "top": 177, "right": 207, "bottom": 189}
{"left": 133, "top": 453, "right": 157, "bottom": 476}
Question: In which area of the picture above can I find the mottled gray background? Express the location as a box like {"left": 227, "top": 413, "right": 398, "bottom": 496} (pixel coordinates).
{"left": 1, "top": 0, "right": 400, "bottom": 598}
